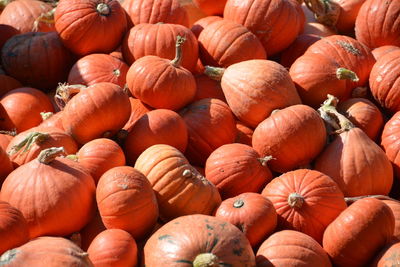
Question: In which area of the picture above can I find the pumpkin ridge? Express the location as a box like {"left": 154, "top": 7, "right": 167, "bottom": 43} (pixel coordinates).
{"left": 218, "top": 29, "right": 253, "bottom": 64}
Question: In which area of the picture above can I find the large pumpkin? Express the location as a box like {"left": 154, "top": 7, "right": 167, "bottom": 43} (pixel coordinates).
{"left": 143, "top": 214, "right": 256, "bottom": 267}
{"left": 382, "top": 111, "right": 400, "bottom": 180}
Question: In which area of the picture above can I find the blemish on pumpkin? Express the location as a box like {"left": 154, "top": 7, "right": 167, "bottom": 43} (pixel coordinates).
{"left": 175, "top": 259, "right": 192, "bottom": 264}
{"left": 335, "top": 41, "right": 361, "bottom": 56}
{"left": 206, "top": 224, "right": 214, "bottom": 230}
{"left": 117, "top": 184, "right": 128, "bottom": 190}
{"left": 232, "top": 247, "right": 244, "bottom": 256}
{"left": 209, "top": 238, "right": 219, "bottom": 251}
{"left": 158, "top": 234, "right": 175, "bottom": 244}
{"left": 220, "top": 223, "right": 227, "bottom": 229}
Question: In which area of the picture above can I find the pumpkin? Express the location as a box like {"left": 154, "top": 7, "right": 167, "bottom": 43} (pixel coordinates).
{"left": 0, "top": 133, "right": 13, "bottom": 151}
{"left": 315, "top": 95, "right": 393, "bottom": 196}
{"left": 0, "top": 87, "right": 54, "bottom": 133}
{"left": 143, "top": 214, "right": 256, "bottom": 267}
{"left": 126, "top": 36, "right": 196, "bottom": 110}
{"left": 256, "top": 230, "right": 332, "bottom": 267}
{"left": 180, "top": 98, "right": 236, "bottom": 166}
{"left": 121, "top": 23, "right": 199, "bottom": 72}
{"left": 191, "top": 15, "right": 222, "bottom": 37}
{"left": 198, "top": 20, "right": 266, "bottom": 68}
{"left": 323, "top": 198, "right": 395, "bottom": 267}
{"left": 372, "top": 45, "right": 400, "bottom": 61}
{"left": 0, "top": 25, "right": 18, "bottom": 56}
{"left": 253, "top": 104, "right": 326, "bottom": 173}
{"left": 68, "top": 54, "right": 129, "bottom": 88}
{"left": 55, "top": 0, "right": 127, "bottom": 56}
{"left": 1, "top": 32, "right": 73, "bottom": 91}
{"left": 206, "top": 60, "right": 301, "bottom": 128}
{"left": 0, "top": 236, "right": 93, "bottom": 266}
{"left": 61, "top": 82, "right": 131, "bottom": 144}
{"left": 0, "top": 147, "right": 96, "bottom": 239}
{"left": 215, "top": 192, "right": 277, "bottom": 248}
{"left": 134, "top": 144, "right": 221, "bottom": 221}
{"left": 96, "top": 166, "right": 159, "bottom": 239}
{"left": 192, "top": 0, "right": 226, "bottom": 16}
{"left": 38, "top": 111, "right": 64, "bottom": 131}
{"left": 369, "top": 50, "right": 400, "bottom": 114}
{"left": 381, "top": 111, "right": 400, "bottom": 180}
{"left": 87, "top": 229, "right": 138, "bottom": 267}
{"left": 355, "top": 0, "right": 400, "bottom": 48}
{"left": 371, "top": 240, "right": 400, "bottom": 267}
{"left": 381, "top": 199, "right": 400, "bottom": 240}
{"left": 0, "top": 146, "right": 13, "bottom": 183}
{"left": 0, "top": 74, "right": 22, "bottom": 98}
{"left": 223, "top": 0, "right": 304, "bottom": 56}
{"left": 193, "top": 74, "right": 226, "bottom": 103}
{"left": 76, "top": 138, "right": 126, "bottom": 184}
{"left": 0, "top": 201, "right": 29, "bottom": 255}
{"left": 121, "top": 0, "right": 189, "bottom": 27}
{"left": 79, "top": 209, "right": 106, "bottom": 251}
{"left": 234, "top": 121, "right": 253, "bottom": 146}
{"left": 205, "top": 143, "right": 272, "bottom": 199}
{"left": 124, "top": 109, "right": 188, "bottom": 165}
{"left": 280, "top": 34, "right": 322, "bottom": 68}
{"left": 262, "top": 169, "right": 347, "bottom": 243}
{"left": 122, "top": 97, "right": 152, "bottom": 132}
{"left": 302, "top": 22, "right": 337, "bottom": 36}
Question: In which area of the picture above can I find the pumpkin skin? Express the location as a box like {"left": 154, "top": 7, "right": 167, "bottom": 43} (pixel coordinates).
{"left": 372, "top": 45, "right": 400, "bottom": 61}
{"left": 38, "top": 111, "right": 65, "bottom": 131}
{"left": 355, "top": 0, "right": 400, "bottom": 49}
{"left": 79, "top": 210, "right": 106, "bottom": 251}
{"left": 0, "top": 236, "right": 94, "bottom": 267}
{"left": 193, "top": 0, "right": 227, "bottom": 16}
{"left": 215, "top": 193, "right": 277, "bottom": 248}
{"left": 124, "top": 109, "right": 188, "bottom": 165}
{"left": 0, "top": 149, "right": 96, "bottom": 239}
{"left": 217, "top": 60, "right": 301, "bottom": 128}
{"left": 382, "top": 199, "right": 400, "bottom": 240}
{"left": 193, "top": 74, "right": 226, "bottom": 103}
{"left": 191, "top": 15, "right": 222, "bottom": 37}
{"left": 0, "top": 87, "right": 54, "bottom": 133}
{"left": 76, "top": 138, "right": 126, "bottom": 184}
{"left": 381, "top": 111, "right": 400, "bottom": 180}
{"left": 0, "top": 133, "right": 13, "bottom": 151}
{"left": 1, "top": 32, "right": 73, "bottom": 91}
{"left": 122, "top": 97, "right": 152, "bottom": 132}
{"left": 205, "top": 143, "right": 272, "bottom": 199}
{"left": 0, "top": 146, "right": 13, "bottom": 183}
{"left": 61, "top": 82, "right": 131, "bottom": 144}
{"left": 198, "top": 20, "right": 266, "bottom": 68}
{"left": 235, "top": 120, "right": 253, "bottom": 146}
{"left": 87, "top": 229, "right": 138, "bottom": 267}
{"left": 0, "top": 74, "right": 22, "bottom": 98}
{"left": 180, "top": 98, "right": 236, "bottom": 166}
{"left": 371, "top": 240, "right": 400, "bottom": 267}
{"left": 121, "top": 23, "right": 199, "bottom": 72}
{"left": 315, "top": 127, "right": 393, "bottom": 196}
{"left": 143, "top": 214, "right": 256, "bottom": 267}
{"left": 252, "top": 105, "right": 326, "bottom": 173}
{"left": 134, "top": 144, "right": 221, "bottom": 222}
{"left": 280, "top": 34, "right": 322, "bottom": 68}
{"left": 223, "top": 0, "right": 304, "bottom": 56}
{"left": 0, "top": 25, "right": 19, "bottom": 52}
{"left": 68, "top": 54, "right": 129, "bottom": 88}
{"left": 97, "top": 166, "right": 158, "bottom": 240}
{"left": 323, "top": 198, "right": 395, "bottom": 267}
{"left": 121, "top": 0, "right": 189, "bottom": 27}
{"left": 256, "top": 230, "right": 332, "bottom": 267}
{"left": 262, "top": 169, "right": 347, "bottom": 243}
{"left": 0, "top": 201, "right": 29, "bottom": 255}
{"left": 302, "top": 22, "right": 337, "bottom": 36}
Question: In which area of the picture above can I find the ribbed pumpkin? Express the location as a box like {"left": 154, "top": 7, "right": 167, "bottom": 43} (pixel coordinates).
{"left": 198, "top": 20, "right": 266, "bottom": 67}
{"left": 122, "top": 23, "right": 198, "bottom": 72}
{"left": 215, "top": 193, "right": 277, "bottom": 248}
{"left": 1, "top": 32, "right": 73, "bottom": 91}
{"left": 223, "top": 0, "right": 304, "bottom": 56}
{"left": 256, "top": 230, "right": 332, "bottom": 267}
{"left": 235, "top": 121, "right": 253, "bottom": 146}
{"left": 61, "top": 82, "right": 131, "bottom": 144}
{"left": 262, "top": 169, "right": 347, "bottom": 243}
{"left": 323, "top": 198, "right": 395, "bottom": 267}
{"left": 0, "top": 74, "right": 22, "bottom": 98}
{"left": 0, "top": 147, "right": 96, "bottom": 239}
{"left": 180, "top": 98, "right": 236, "bottom": 166}
{"left": 0, "top": 201, "right": 29, "bottom": 255}
{"left": 87, "top": 229, "right": 138, "bottom": 267}
{"left": 122, "top": 97, "right": 152, "bottom": 132}
{"left": 55, "top": 0, "right": 127, "bottom": 56}
{"left": 126, "top": 36, "right": 196, "bottom": 110}
{"left": 0, "top": 146, "right": 13, "bottom": 183}
{"left": 205, "top": 143, "right": 272, "bottom": 199}
{"left": 191, "top": 15, "right": 222, "bottom": 37}
{"left": 372, "top": 45, "right": 400, "bottom": 61}
{"left": 382, "top": 111, "right": 400, "bottom": 180}
{"left": 206, "top": 60, "right": 301, "bottom": 128}
{"left": 134, "top": 144, "right": 221, "bottom": 222}
{"left": 371, "top": 240, "right": 400, "bottom": 267}
{"left": 124, "top": 109, "right": 188, "bottom": 165}
{"left": 0, "top": 236, "right": 93, "bottom": 267}
{"left": 97, "top": 166, "right": 158, "bottom": 240}
{"left": 280, "top": 34, "right": 322, "bottom": 68}
{"left": 143, "top": 214, "right": 256, "bottom": 267}
{"left": 252, "top": 105, "right": 326, "bottom": 173}
{"left": 193, "top": 74, "right": 226, "bottom": 103}
{"left": 68, "top": 54, "right": 129, "bottom": 88}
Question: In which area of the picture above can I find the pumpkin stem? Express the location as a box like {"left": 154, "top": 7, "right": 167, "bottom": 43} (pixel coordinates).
{"left": 271, "top": 109, "right": 281, "bottom": 115}
{"left": 304, "top": 0, "right": 340, "bottom": 27}
{"left": 336, "top": 68, "right": 359, "bottom": 82}
{"left": 193, "top": 253, "right": 219, "bottom": 267}
{"left": 66, "top": 154, "right": 79, "bottom": 161}
{"left": 0, "top": 249, "right": 17, "bottom": 264}
{"left": 288, "top": 192, "right": 305, "bottom": 208}
{"left": 233, "top": 199, "right": 245, "bottom": 208}
{"left": 345, "top": 195, "right": 397, "bottom": 205}
{"left": 113, "top": 68, "right": 121, "bottom": 77}
{"left": 0, "top": 0, "right": 11, "bottom": 10}
{"left": 182, "top": 169, "right": 211, "bottom": 185}
{"left": 0, "top": 129, "right": 16, "bottom": 136}
{"left": 96, "top": 2, "right": 111, "bottom": 16}
{"left": 170, "top": 35, "right": 186, "bottom": 68}
{"left": 204, "top": 66, "right": 225, "bottom": 81}
{"left": 8, "top": 132, "right": 50, "bottom": 156}
{"left": 55, "top": 83, "right": 86, "bottom": 110}
{"left": 258, "top": 155, "right": 274, "bottom": 167}
{"left": 32, "top": 7, "right": 56, "bottom": 32}
{"left": 38, "top": 147, "right": 65, "bottom": 164}
{"left": 351, "top": 86, "right": 368, "bottom": 98}
{"left": 41, "top": 111, "right": 54, "bottom": 121}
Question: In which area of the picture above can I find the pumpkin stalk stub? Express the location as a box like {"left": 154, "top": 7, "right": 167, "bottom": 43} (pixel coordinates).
{"left": 96, "top": 3, "right": 111, "bottom": 16}
{"left": 336, "top": 68, "right": 359, "bottom": 82}
{"left": 193, "top": 253, "right": 219, "bottom": 267}
{"left": 55, "top": 83, "right": 86, "bottom": 110}
{"left": 204, "top": 66, "right": 225, "bottom": 81}
{"left": 233, "top": 199, "right": 245, "bottom": 208}
{"left": 170, "top": 35, "right": 186, "bottom": 68}
{"left": 0, "top": 249, "right": 17, "bottom": 264}
{"left": 258, "top": 155, "right": 274, "bottom": 166}
{"left": 304, "top": 0, "right": 340, "bottom": 27}
{"left": 41, "top": 112, "right": 54, "bottom": 121}
{"left": 288, "top": 192, "right": 305, "bottom": 208}
{"left": 38, "top": 147, "right": 65, "bottom": 164}
{"left": 8, "top": 132, "right": 50, "bottom": 156}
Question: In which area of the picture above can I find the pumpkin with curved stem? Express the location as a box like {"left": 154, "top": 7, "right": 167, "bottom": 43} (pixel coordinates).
{"left": 372, "top": 45, "right": 400, "bottom": 61}
{"left": 381, "top": 111, "right": 400, "bottom": 180}
{"left": 323, "top": 198, "right": 395, "bottom": 267}
{"left": 215, "top": 193, "right": 277, "bottom": 248}
{"left": 205, "top": 143, "right": 272, "bottom": 199}
{"left": 191, "top": 15, "right": 222, "bottom": 37}
{"left": 253, "top": 105, "right": 326, "bottom": 173}
{"left": 97, "top": 166, "right": 159, "bottom": 240}
{"left": 122, "top": 97, "right": 152, "bottom": 132}
{"left": 0, "top": 75, "right": 21, "bottom": 98}
{"left": 134, "top": 144, "right": 221, "bottom": 222}
{"left": 256, "top": 230, "right": 332, "bottom": 267}
{"left": 193, "top": 74, "right": 226, "bottom": 103}
{"left": 55, "top": 0, "right": 127, "bottom": 56}
{"left": 143, "top": 214, "right": 256, "bottom": 267}
{"left": 87, "top": 229, "right": 138, "bottom": 267}
{"left": 262, "top": 169, "right": 347, "bottom": 243}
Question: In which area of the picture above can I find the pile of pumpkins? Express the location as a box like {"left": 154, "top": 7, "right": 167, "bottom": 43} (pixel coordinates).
{"left": 1, "top": 0, "right": 400, "bottom": 266}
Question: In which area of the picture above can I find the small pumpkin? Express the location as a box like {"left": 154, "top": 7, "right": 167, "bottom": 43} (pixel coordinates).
{"left": 0, "top": 74, "right": 21, "bottom": 98}
{"left": 280, "top": 34, "right": 322, "bottom": 68}
{"left": 191, "top": 15, "right": 222, "bottom": 37}
{"left": 234, "top": 121, "right": 253, "bottom": 146}
{"left": 302, "top": 22, "right": 337, "bottom": 36}
{"left": 192, "top": 0, "right": 227, "bottom": 16}
{"left": 193, "top": 74, "right": 226, "bottom": 103}
{"left": 79, "top": 210, "right": 106, "bottom": 251}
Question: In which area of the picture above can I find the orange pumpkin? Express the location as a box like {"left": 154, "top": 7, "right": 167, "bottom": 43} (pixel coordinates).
{"left": 191, "top": 15, "right": 222, "bottom": 37}
{"left": 0, "top": 74, "right": 22, "bottom": 98}
{"left": 122, "top": 97, "right": 152, "bottom": 132}
{"left": 193, "top": 74, "right": 226, "bottom": 103}
{"left": 0, "top": 133, "right": 13, "bottom": 151}
{"left": 234, "top": 121, "right": 253, "bottom": 146}
{"left": 280, "top": 34, "right": 322, "bottom": 68}
{"left": 0, "top": 25, "right": 19, "bottom": 52}
{"left": 193, "top": 0, "right": 227, "bottom": 16}
{"left": 79, "top": 210, "right": 106, "bottom": 251}
{"left": 372, "top": 45, "right": 400, "bottom": 61}
{"left": 382, "top": 111, "right": 400, "bottom": 180}
{"left": 0, "top": 146, "right": 13, "bottom": 183}
{"left": 371, "top": 240, "right": 400, "bottom": 267}
{"left": 381, "top": 199, "right": 400, "bottom": 240}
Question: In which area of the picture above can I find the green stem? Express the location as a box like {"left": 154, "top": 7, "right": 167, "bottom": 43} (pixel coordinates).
{"left": 204, "top": 66, "right": 225, "bottom": 81}
{"left": 54, "top": 83, "right": 86, "bottom": 110}
{"left": 8, "top": 132, "right": 50, "bottom": 156}
{"left": 318, "top": 94, "right": 355, "bottom": 133}
{"left": 304, "top": 0, "right": 340, "bottom": 27}
{"left": 170, "top": 35, "right": 186, "bottom": 68}
{"left": 345, "top": 195, "right": 397, "bottom": 205}
{"left": 336, "top": 68, "right": 359, "bottom": 82}
{"left": 38, "top": 147, "right": 65, "bottom": 164}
